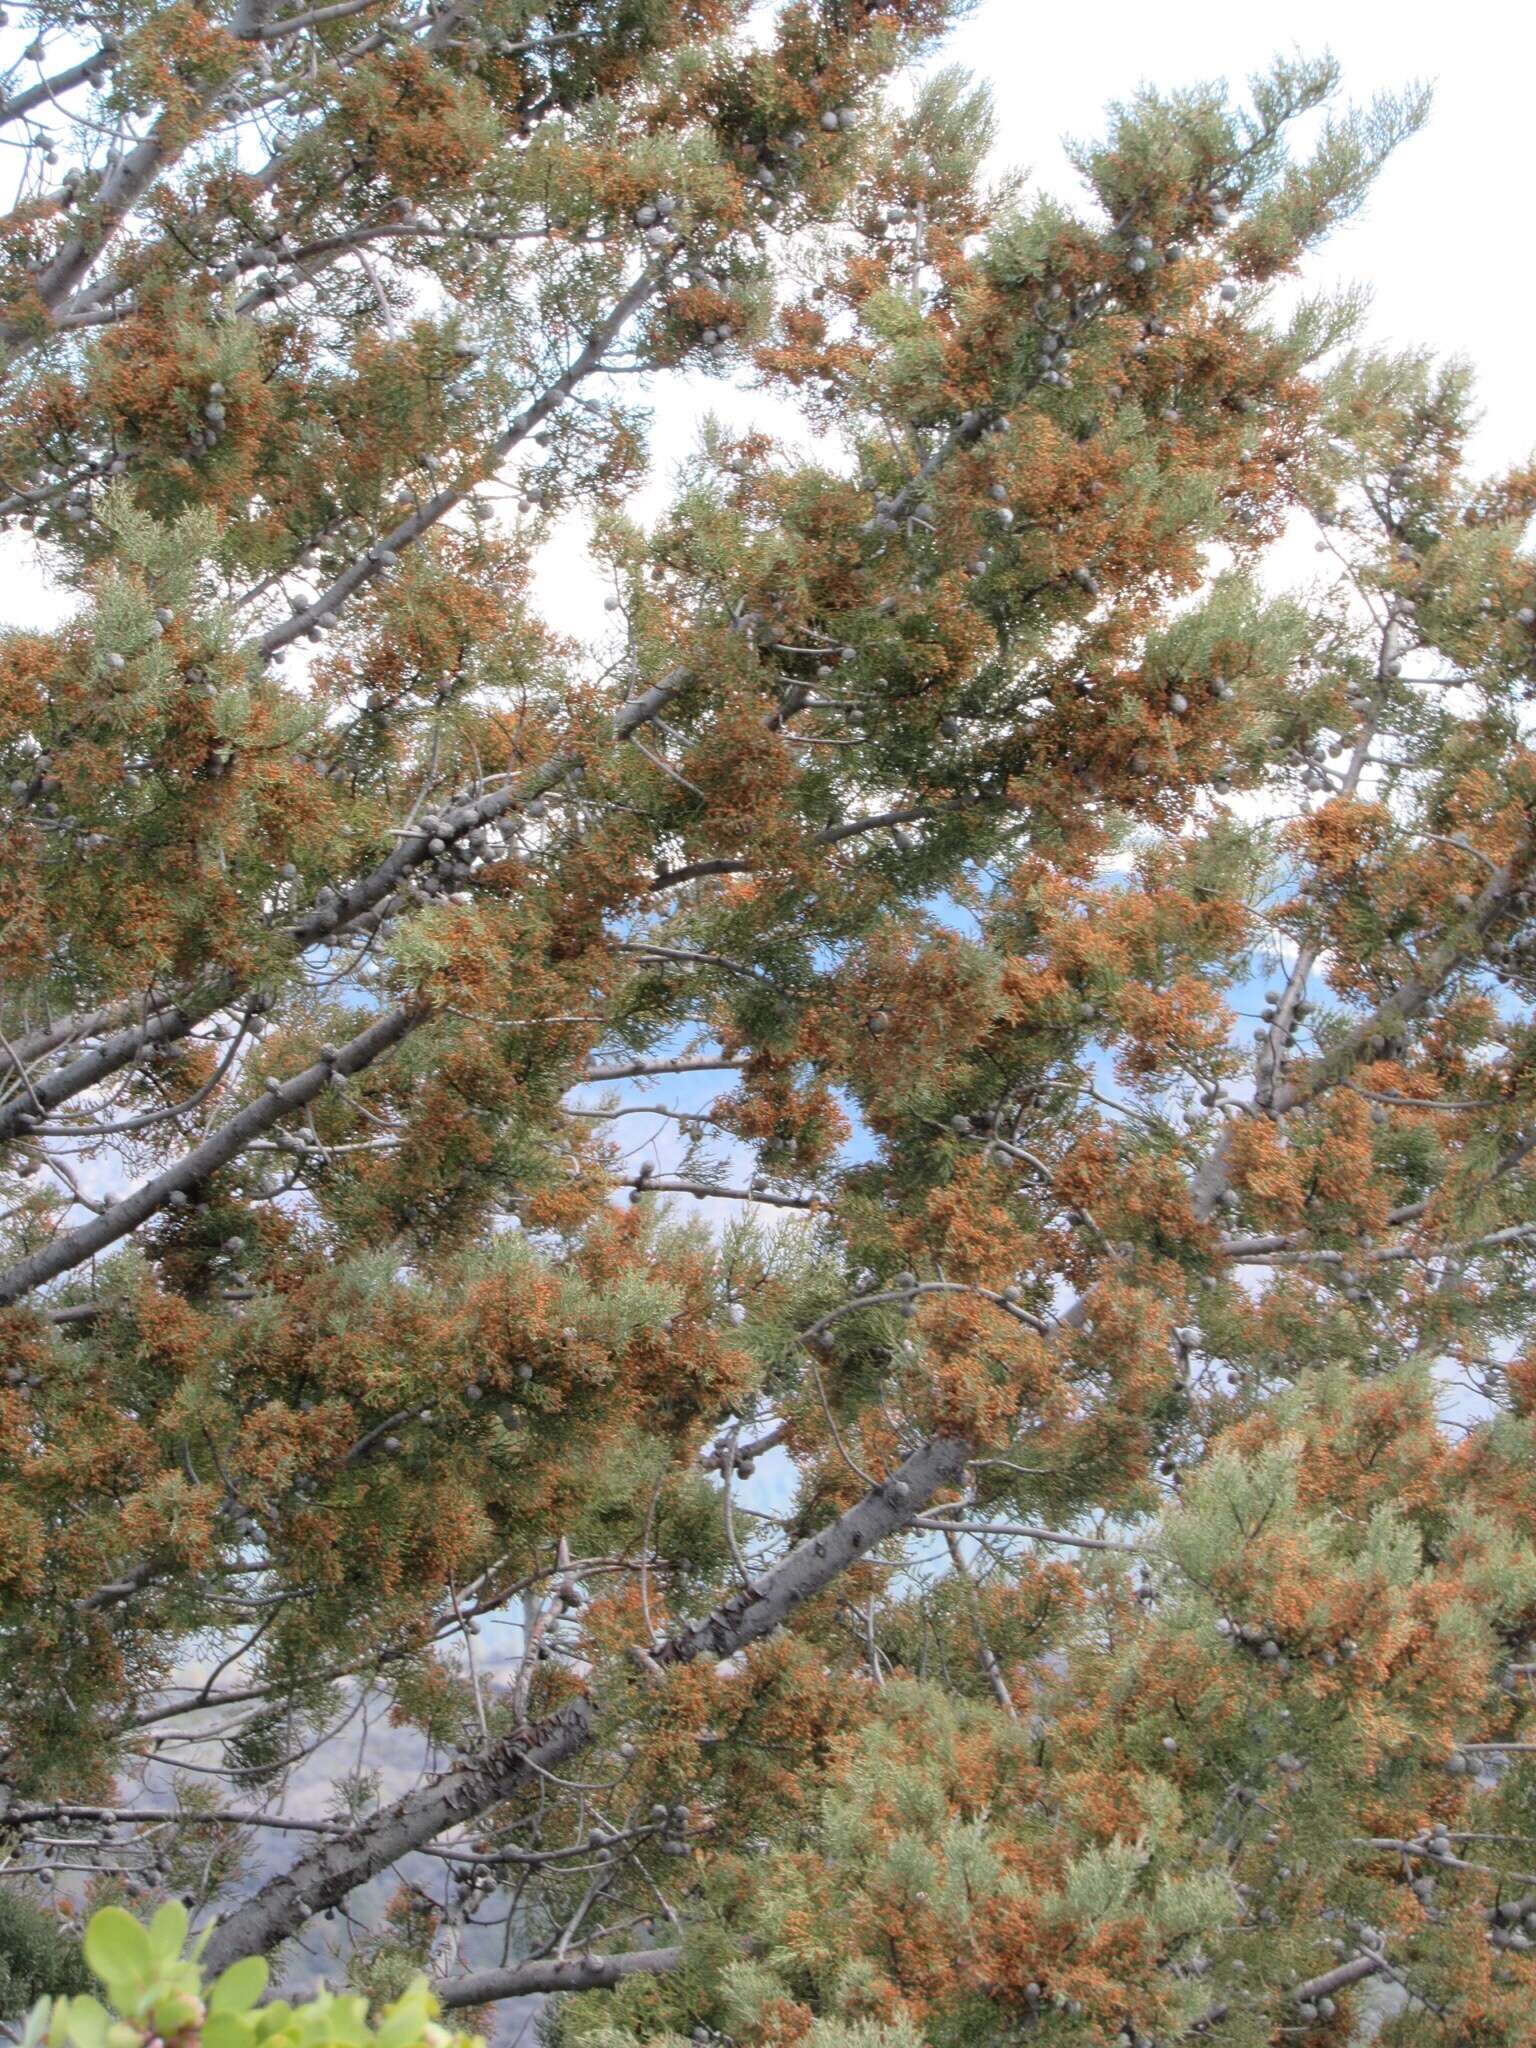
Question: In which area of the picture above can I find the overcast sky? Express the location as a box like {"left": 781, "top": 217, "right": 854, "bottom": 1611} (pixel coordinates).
{"left": 531, "top": 0, "right": 1536, "bottom": 642}
{"left": 7, "top": 5, "right": 1529, "bottom": 635}
{"left": 936, "top": 0, "right": 1535, "bottom": 476}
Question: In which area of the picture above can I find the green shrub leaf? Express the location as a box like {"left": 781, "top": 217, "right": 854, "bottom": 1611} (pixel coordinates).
{"left": 210, "top": 1956, "right": 269, "bottom": 2016}
{"left": 61, "top": 1996, "right": 111, "bottom": 2048}
{"left": 204, "top": 2012, "right": 257, "bottom": 2048}
{"left": 145, "top": 1905, "right": 188, "bottom": 1965}
{"left": 82, "top": 1915, "right": 151, "bottom": 1992}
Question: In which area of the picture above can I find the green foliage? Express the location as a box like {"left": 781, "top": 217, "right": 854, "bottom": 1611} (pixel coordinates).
{"left": 1233, "top": 83, "right": 1433, "bottom": 263}
{"left": 889, "top": 68, "right": 1000, "bottom": 200}
{"left": 20, "top": 1908, "right": 479, "bottom": 2048}
{"left": 0, "top": 1894, "right": 92, "bottom": 2014}
{"left": 5, "top": 5, "right": 1536, "bottom": 2043}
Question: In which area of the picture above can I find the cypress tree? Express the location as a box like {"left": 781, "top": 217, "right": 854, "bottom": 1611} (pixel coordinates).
{"left": 4, "top": 6, "right": 1536, "bottom": 2041}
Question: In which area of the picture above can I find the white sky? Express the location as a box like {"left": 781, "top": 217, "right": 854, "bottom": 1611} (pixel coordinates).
{"left": 8, "top": 6, "right": 1529, "bottom": 635}
{"left": 533, "top": 0, "right": 1536, "bottom": 642}
{"left": 939, "top": 0, "right": 1535, "bottom": 477}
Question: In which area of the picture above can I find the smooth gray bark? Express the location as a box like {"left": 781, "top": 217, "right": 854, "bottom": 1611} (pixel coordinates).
{"left": 200, "top": 1434, "right": 969, "bottom": 1971}
{"left": 438, "top": 1946, "right": 683, "bottom": 2009}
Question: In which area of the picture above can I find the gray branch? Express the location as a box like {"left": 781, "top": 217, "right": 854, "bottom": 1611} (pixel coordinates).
{"left": 578, "top": 1054, "right": 748, "bottom": 1085}
{"left": 200, "top": 1433, "right": 968, "bottom": 1970}
{"left": 1290, "top": 1953, "right": 1386, "bottom": 2002}
{"left": 0, "top": 48, "right": 113, "bottom": 129}
{"left": 0, "top": 671, "right": 685, "bottom": 1148}
{"left": 1189, "top": 838, "right": 1530, "bottom": 1221}
{"left": 437, "top": 1946, "right": 683, "bottom": 2009}
{"left": 0, "top": 1005, "right": 416, "bottom": 1306}
{"left": 258, "top": 266, "right": 664, "bottom": 658}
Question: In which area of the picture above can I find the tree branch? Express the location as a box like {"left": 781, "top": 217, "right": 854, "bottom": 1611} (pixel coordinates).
{"left": 258, "top": 265, "right": 664, "bottom": 658}
{"left": 578, "top": 1054, "right": 748, "bottom": 1086}
{"left": 437, "top": 1946, "right": 683, "bottom": 2009}
{"left": 1189, "top": 836, "right": 1531, "bottom": 1221}
{"left": 0, "top": 1004, "right": 418, "bottom": 1306}
{"left": 0, "top": 669, "right": 687, "bottom": 1148}
{"left": 199, "top": 1433, "right": 968, "bottom": 1969}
